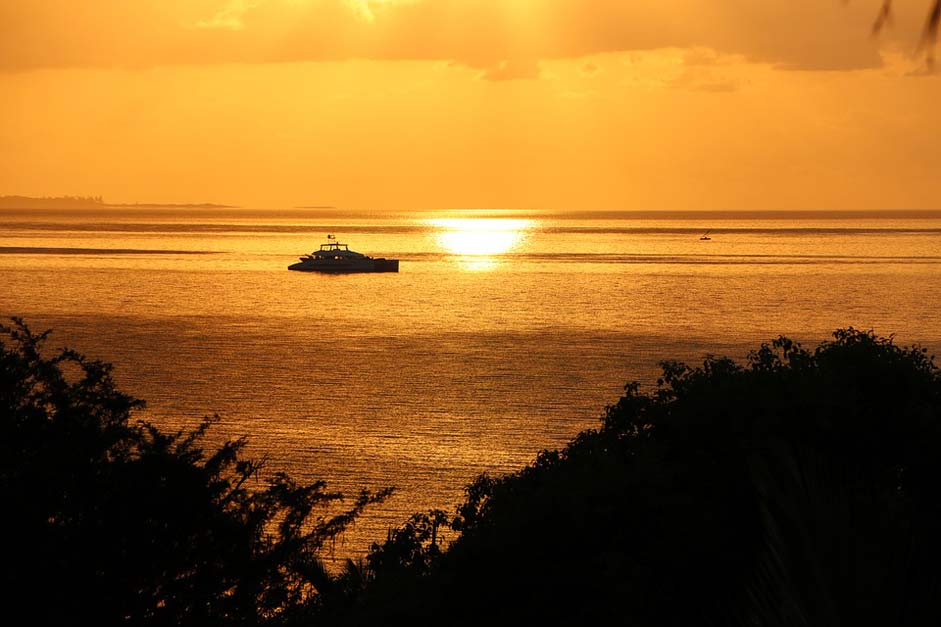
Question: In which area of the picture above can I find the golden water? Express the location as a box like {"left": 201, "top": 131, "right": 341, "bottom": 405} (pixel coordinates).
{"left": 3, "top": 208, "right": 940, "bottom": 556}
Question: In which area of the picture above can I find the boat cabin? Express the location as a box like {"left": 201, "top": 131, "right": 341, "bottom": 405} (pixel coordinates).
{"left": 311, "top": 241, "right": 367, "bottom": 260}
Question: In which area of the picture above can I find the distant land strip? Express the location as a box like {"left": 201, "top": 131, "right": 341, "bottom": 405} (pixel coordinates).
{"left": 0, "top": 196, "right": 236, "bottom": 210}
{"left": 104, "top": 203, "right": 238, "bottom": 209}
{"left": 0, "top": 246, "right": 215, "bottom": 255}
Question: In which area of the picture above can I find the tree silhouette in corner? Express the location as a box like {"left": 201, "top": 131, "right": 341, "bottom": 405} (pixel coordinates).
{"left": 874, "top": 0, "right": 941, "bottom": 64}
{"left": 341, "top": 328, "right": 941, "bottom": 626}
{"left": 0, "top": 318, "right": 391, "bottom": 626}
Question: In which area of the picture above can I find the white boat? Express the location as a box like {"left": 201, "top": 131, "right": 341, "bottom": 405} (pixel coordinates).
{"left": 288, "top": 236, "right": 399, "bottom": 273}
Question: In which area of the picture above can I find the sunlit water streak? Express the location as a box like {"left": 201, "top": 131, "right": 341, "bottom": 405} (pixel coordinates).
{"left": 2, "top": 208, "right": 940, "bottom": 558}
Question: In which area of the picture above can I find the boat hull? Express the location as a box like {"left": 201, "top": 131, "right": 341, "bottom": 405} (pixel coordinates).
{"left": 288, "top": 258, "right": 399, "bottom": 273}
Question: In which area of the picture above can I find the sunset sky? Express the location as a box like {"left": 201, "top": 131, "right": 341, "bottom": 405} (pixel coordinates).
{"left": 2, "top": 0, "right": 940, "bottom": 210}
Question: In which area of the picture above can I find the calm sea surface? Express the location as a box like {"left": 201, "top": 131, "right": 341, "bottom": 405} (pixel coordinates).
{"left": 3, "top": 208, "right": 941, "bottom": 556}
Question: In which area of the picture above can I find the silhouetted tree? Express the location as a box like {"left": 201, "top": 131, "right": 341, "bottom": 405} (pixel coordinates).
{"left": 367, "top": 509, "right": 451, "bottom": 577}
{"left": 874, "top": 0, "right": 941, "bottom": 64}
{"left": 339, "top": 329, "right": 941, "bottom": 626}
{"left": 0, "top": 318, "right": 391, "bottom": 626}
{"left": 311, "top": 509, "right": 454, "bottom": 624}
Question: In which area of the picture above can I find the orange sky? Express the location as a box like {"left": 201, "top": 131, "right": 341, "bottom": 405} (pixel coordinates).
{"left": 1, "top": 0, "right": 940, "bottom": 210}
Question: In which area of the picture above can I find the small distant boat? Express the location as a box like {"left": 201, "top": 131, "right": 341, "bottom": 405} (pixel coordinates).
{"left": 699, "top": 230, "right": 712, "bottom": 241}
{"left": 288, "top": 235, "right": 399, "bottom": 273}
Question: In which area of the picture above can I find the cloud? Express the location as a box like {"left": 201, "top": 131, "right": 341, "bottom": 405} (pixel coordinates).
{"left": 195, "top": 0, "right": 258, "bottom": 30}
{"left": 682, "top": 48, "right": 724, "bottom": 67}
{"left": 343, "top": 0, "right": 376, "bottom": 22}
{"left": 579, "top": 62, "right": 600, "bottom": 77}
{"left": 0, "top": 0, "right": 930, "bottom": 76}
{"left": 480, "top": 59, "right": 541, "bottom": 82}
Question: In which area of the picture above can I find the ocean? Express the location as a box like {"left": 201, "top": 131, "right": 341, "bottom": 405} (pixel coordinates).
{"left": 3, "top": 207, "right": 940, "bottom": 557}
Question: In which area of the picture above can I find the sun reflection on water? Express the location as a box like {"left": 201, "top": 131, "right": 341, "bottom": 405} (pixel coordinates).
{"left": 426, "top": 218, "right": 534, "bottom": 269}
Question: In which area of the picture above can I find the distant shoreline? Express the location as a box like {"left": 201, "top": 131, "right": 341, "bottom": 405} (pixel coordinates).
{"left": 104, "top": 203, "right": 239, "bottom": 209}
{"left": 0, "top": 196, "right": 237, "bottom": 210}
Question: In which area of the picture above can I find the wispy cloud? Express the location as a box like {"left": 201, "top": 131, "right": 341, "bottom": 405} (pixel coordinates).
{"left": 0, "top": 0, "right": 924, "bottom": 76}
{"left": 344, "top": 0, "right": 376, "bottom": 22}
{"left": 579, "top": 62, "right": 601, "bottom": 77}
{"left": 195, "top": 0, "right": 259, "bottom": 30}
{"left": 480, "top": 59, "right": 542, "bottom": 82}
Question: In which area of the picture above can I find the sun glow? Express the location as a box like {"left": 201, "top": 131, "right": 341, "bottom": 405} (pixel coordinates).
{"left": 428, "top": 218, "right": 533, "bottom": 257}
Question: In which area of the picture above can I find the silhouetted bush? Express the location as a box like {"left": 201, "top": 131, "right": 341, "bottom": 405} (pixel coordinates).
{"left": 343, "top": 329, "right": 941, "bottom": 626}
{"left": 6, "top": 319, "right": 939, "bottom": 626}
{"left": 0, "top": 319, "right": 390, "bottom": 626}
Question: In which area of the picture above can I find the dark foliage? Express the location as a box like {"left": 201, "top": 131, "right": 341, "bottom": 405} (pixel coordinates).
{"left": 311, "top": 509, "right": 455, "bottom": 624}
{"left": 340, "top": 329, "right": 941, "bottom": 626}
{"left": 0, "top": 319, "right": 390, "bottom": 626}
{"left": 873, "top": 0, "right": 941, "bottom": 65}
